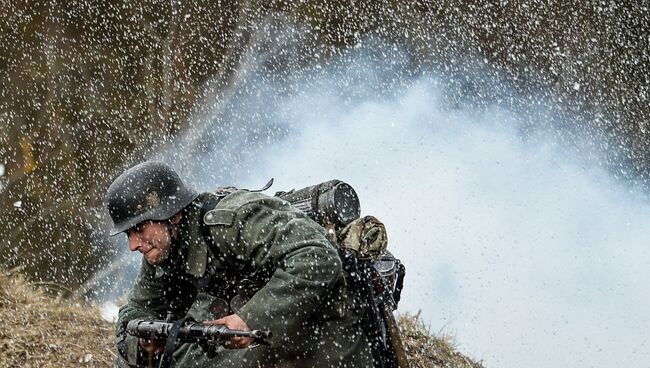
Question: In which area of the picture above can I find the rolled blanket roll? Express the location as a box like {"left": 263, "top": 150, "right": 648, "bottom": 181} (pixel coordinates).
{"left": 338, "top": 215, "right": 388, "bottom": 260}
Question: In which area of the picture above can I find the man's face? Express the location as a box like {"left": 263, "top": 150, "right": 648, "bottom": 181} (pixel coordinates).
{"left": 127, "top": 220, "right": 173, "bottom": 265}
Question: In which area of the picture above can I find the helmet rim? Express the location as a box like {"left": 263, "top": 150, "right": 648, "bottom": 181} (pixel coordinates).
{"left": 108, "top": 187, "right": 198, "bottom": 236}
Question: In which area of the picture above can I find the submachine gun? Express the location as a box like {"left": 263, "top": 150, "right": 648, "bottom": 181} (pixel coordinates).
{"left": 124, "top": 318, "right": 271, "bottom": 368}
{"left": 126, "top": 319, "right": 271, "bottom": 345}
{"left": 276, "top": 180, "right": 409, "bottom": 368}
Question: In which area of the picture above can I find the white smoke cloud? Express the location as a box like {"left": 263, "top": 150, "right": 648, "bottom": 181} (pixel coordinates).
{"left": 195, "top": 71, "right": 650, "bottom": 368}
{"left": 84, "top": 33, "right": 650, "bottom": 367}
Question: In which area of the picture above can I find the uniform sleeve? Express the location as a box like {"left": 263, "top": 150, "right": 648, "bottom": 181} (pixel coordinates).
{"left": 208, "top": 195, "right": 343, "bottom": 345}
{"left": 115, "top": 259, "right": 197, "bottom": 365}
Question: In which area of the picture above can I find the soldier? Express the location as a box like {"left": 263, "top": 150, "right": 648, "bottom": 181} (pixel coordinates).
{"left": 106, "top": 161, "right": 373, "bottom": 367}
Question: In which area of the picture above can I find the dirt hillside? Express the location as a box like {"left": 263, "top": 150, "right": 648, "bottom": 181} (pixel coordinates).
{"left": 0, "top": 268, "right": 483, "bottom": 368}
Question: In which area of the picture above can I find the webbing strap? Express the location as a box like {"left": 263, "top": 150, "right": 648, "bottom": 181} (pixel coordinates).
{"left": 338, "top": 248, "right": 387, "bottom": 368}
{"left": 393, "top": 261, "right": 406, "bottom": 306}
{"left": 159, "top": 317, "right": 191, "bottom": 368}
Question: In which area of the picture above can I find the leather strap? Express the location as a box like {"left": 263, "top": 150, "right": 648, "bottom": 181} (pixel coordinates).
{"left": 159, "top": 317, "right": 192, "bottom": 368}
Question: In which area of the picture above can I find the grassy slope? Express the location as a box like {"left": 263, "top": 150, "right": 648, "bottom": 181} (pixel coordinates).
{"left": 0, "top": 269, "right": 483, "bottom": 368}
{"left": 0, "top": 269, "right": 114, "bottom": 367}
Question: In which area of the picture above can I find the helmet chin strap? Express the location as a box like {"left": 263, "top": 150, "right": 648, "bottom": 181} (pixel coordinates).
{"left": 166, "top": 219, "right": 175, "bottom": 241}
{"left": 167, "top": 213, "right": 183, "bottom": 241}
{"left": 163, "top": 214, "right": 185, "bottom": 268}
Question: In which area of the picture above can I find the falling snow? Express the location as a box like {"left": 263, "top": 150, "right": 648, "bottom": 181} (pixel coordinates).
{"left": 0, "top": 2, "right": 649, "bottom": 368}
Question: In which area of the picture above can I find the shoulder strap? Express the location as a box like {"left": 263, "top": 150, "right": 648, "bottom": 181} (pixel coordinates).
{"left": 198, "top": 191, "right": 242, "bottom": 274}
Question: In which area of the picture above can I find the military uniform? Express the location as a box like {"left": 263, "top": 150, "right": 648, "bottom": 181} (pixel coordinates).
{"left": 116, "top": 189, "right": 373, "bottom": 367}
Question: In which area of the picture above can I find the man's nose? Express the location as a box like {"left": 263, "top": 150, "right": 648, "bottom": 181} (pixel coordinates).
{"left": 128, "top": 233, "right": 143, "bottom": 252}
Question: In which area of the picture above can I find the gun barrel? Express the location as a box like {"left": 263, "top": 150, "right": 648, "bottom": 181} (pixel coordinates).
{"left": 197, "top": 324, "right": 272, "bottom": 340}
{"left": 126, "top": 319, "right": 272, "bottom": 342}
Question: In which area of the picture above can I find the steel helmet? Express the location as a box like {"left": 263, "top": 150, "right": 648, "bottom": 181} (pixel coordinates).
{"left": 105, "top": 161, "right": 198, "bottom": 236}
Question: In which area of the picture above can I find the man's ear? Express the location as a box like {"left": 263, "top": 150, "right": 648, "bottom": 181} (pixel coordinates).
{"left": 171, "top": 213, "right": 182, "bottom": 225}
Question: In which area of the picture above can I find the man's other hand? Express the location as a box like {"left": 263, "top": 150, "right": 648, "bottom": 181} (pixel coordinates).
{"left": 139, "top": 338, "right": 165, "bottom": 355}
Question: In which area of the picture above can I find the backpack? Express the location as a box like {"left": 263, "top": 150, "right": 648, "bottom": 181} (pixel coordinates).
{"left": 276, "top": 180, "right": 409, "bottom": 368}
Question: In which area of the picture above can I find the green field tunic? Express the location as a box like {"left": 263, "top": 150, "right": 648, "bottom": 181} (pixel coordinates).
{"left": 116, "top": 190, "right": 372, "bottom": 367}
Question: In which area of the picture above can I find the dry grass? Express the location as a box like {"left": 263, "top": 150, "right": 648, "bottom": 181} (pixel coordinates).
{"left": 398, "top": 313, "right": 484, "bottom": 368}
{"left": 0, "top": 268, "right": 114, "bottom": 368}
{"left": 0, "top": 269, "right": 483, "bottom": 367}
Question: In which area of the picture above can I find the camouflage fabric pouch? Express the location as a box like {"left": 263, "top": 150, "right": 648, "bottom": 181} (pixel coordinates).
{"left": 337, "top": 215, "right": 388, "bottom": 260}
